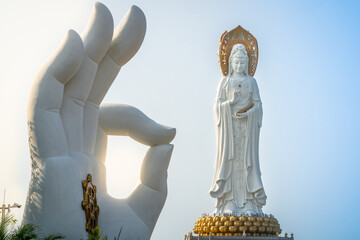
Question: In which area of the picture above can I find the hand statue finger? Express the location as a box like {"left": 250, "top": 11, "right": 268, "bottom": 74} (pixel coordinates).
{"left": 82, "top": 2, "right": 114, "bottom": 64}
{"left": 61, "top": 3, "right": 114, "bottom": 152}
{"left": 98, "top": 104, "right": 176, "bottom": 146}
{"left": 64, "top": 2, "right": 114, "bottom": 101}
{"left": 86, "top": 5, "right": 146, "bottom": 105}
{"left": 83, "top": 5, "right": 146, "bottom": 154}
{"left": 127, "top": 144, "right": 174, "bottom": 230}
{"left": 93, "top": 104, "right": 175, "bottom": 165}
{"left": 107, "top": 5, "right": 146, "bottom": 67}
{"left": 28, "top": 30, "right": 83, "bottom": 159}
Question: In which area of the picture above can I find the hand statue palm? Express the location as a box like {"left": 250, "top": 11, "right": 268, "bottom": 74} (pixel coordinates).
{"left": 23, "top": 4, "right": 175, "bottom": 240}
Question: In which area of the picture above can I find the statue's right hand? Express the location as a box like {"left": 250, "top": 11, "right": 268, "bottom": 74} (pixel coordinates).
{"left": 229, "top": 89, "right": 241, "bottom": 105}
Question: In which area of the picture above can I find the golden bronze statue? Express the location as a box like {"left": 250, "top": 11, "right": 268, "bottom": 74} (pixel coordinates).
{"left": 81, "top": 174, "right": 100, "bottom": 232}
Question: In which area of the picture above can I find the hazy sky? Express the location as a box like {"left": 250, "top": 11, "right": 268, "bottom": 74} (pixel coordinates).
{"left": 1, "top": 0, "right": 360, "bottom": 240}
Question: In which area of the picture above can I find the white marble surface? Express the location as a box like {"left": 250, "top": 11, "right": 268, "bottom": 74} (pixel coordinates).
{"left": 22, "top": 3, "right": 175, "bottom": 239}
{"left": 210, "top": 44, "right": 266, "bottom": 216}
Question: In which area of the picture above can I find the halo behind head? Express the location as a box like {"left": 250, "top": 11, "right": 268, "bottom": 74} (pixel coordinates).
{"left": 218, "top": 25, "right": 258, "bottom": 76}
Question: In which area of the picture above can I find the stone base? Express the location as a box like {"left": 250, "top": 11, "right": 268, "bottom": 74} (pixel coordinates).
{"left": 185, "top": 236, "right": 294, "bottom": 240}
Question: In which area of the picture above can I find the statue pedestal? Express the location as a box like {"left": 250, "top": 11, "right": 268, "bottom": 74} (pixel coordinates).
{"left": 189, "top": 215, "right": 284, "bottom": 238}
{"left": 185, "top": 236, "right": 294, "bottom": 240}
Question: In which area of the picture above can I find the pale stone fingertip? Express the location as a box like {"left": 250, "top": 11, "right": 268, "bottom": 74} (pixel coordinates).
{"left": 82, "top": 1, "right": 114, "bottom": 63}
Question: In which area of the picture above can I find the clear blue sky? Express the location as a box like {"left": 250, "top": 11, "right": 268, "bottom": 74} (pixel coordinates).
{"left": 0, "top": 0, "right": 359, "bottom": 239}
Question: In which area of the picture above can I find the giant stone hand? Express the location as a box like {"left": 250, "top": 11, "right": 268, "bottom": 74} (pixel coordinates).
{"left": 23, "top": 3, "right": 175, "bottom": 239}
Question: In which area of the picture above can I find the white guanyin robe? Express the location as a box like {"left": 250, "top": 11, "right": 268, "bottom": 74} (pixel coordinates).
{"left": 209, "top": 75, "right": 266, "bottom": 214}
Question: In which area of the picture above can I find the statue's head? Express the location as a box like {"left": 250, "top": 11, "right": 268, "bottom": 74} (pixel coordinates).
{"left": 229, "top": 44, "right": 249, "bottom": 76}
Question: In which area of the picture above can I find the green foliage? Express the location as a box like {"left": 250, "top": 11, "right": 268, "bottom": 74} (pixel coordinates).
{"left": 84, "top": 226, "right": 122, "bottom": 240}
{"left": 0, "top": 214, "right": 13, "bottom": 240}
{"left": 0, "top": 214, "right": 65, "bottom": 240}
{"left": 9, "top": 224, "right": 38, "bottom": 240}
{"left": 1, "top": 214, "right": 122, "bottom": 240}
{"left": 41, "top": 234, "right": 66, "bottom": 240}
{"left": 85, "top": 227, "right": 103, "bottom": 240}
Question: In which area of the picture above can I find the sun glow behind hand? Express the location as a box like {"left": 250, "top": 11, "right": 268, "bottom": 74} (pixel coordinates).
{"left": 105, "top": 136, "right": 148, "bottom": 199}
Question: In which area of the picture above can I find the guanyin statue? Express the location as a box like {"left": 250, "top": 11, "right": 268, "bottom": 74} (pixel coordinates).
{"left": 209, "top": 26, "right": 267, "bottom": 216}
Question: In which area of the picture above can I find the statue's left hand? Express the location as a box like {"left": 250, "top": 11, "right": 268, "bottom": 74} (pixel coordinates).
{"left": 234, "top": 112, "right": 248, "bottom": 118}
{"left": 24, "top": 3, "right": 175, "bottom": 240}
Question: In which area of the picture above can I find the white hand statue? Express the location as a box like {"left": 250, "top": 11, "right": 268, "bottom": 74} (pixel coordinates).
{"left": 22, "top": 3, "right": 176, "bottom": 240}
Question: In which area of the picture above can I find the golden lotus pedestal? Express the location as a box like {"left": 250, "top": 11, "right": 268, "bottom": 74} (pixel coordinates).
{"left": 185, "top": 236, "right": 294, "bottom": 240}
{"left": 185, "top": 215, "right": 294, "bottom": 240}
